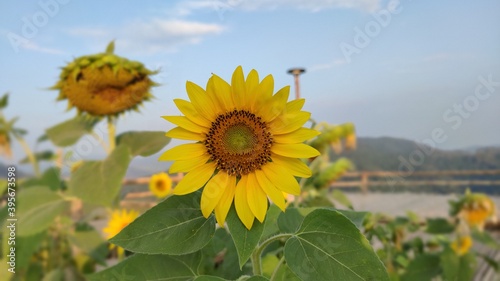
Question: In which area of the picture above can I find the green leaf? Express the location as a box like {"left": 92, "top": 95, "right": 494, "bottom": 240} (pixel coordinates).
{"left": 116, "top": 131, "right": 171, "bottom": 157}
{"left": 194, "top": 276, "right": 229, "bottom": 281}
{"left": 88, "top": 253, "right": 201, "bottom": 281}
{"left": 68, "top": 228, "right": 108, "bottom": 265}
{"left": 261, "top": 205, "right": 282, "bottom": 241}
{"left": 277, "top": 208, "right": 311, "bottom": 233}
{"left": 440, "top": 247, "right": 459, "bottom": 281}
{"left": 22, "top": 167, "right": 62, "bottom": 191}
{"left": 401, "top": 254, "right": 441, "bottom": 281}
{"left": 331, "top": 189, "right": 353, "bottom": 209}
{"left": 226, "top": 206, "right": 265, "bottom": 268}
{"left": 15, "top": 231, "right": 46, "bottom": 270}
{"left": 479, "top": 253, "right": 499, "bottom": 272}
{"left": 110, "top": 192, "right": 215, "bottom": 255}
{"left": 425, "top": 218, "right": 455, "bottom": 234}
{"left": 284, "top": 209, "right": 389, "bottom": 281}
{"left": 17, "top": 186, "right": 69, "bottom": 236}
{"left": 0, "top": 93, "right": 8, "bottom": 109}
{"left": 201, "top": 228, "right": 250, "bottom": 280}
{"left": 20, "top": 150, "right": 55, "bottom": 164}
{"left": 336, "top": 209, "right": 368, "bottom": 229}
{"left": 246, "top": 276, "right": 269, "bottom": 281}
{"left": 457, "top": 252, "right": 476, "bottom": 281}
{"left": 68, "top": 145, "right": 131, "bottom": 206}
{"left": 471, "top": 228, "right": 500, "bottom": 249}
{"left": 46, "top": 115, "right": 99, "bottom": 147}
{"left": 278, "top": 207, "right": 367, "bottom": 233}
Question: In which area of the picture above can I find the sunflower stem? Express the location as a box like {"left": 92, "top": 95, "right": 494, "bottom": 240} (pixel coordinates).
{"left": 251, "top": 233, "right": 293, "bottom": 276}
{"left": 107, "top": 118, "right": 116, "bottom": 153}
{"left": 15, "top": 135, "right": 40, "bottom": 177}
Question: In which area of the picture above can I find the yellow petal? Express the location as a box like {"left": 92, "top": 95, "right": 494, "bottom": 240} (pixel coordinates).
{"left": 201, "top": 172, "right": 232, "bottom": 218}
{"left": 255, "top": 74, "right": 274, "bottom": 101}
{"left": 165, "top": 127, "right": 205, "bottom": 141}
{"left": 255, "top": 170, "right": 286, "bottom": 211}
{"left": 214, "top": 175, "right": 237, "bottom": 227}
{"left": 231, "top": 66, "right": 246, "bottom": 108}
{"left": 208, "top": 74, "right": 234, "bottom": 112}
{"left": 262, "top": 162, "right": 300, "bottom": 195}
{"left": 234, "top": 175, "right": 255, "bottom": 229}
{"left": 246, "top": 173, "right": 268, "bottom": 223}
{"left": 169, "top": 154, "right": 210, "bottom": 173}
{"left": 159, "top": 143, "right": 206, "bottom": 161}
{"left": 162, "top": 116, "right": 208, "bottom": 133}
{"left": 258, "top": 86, "right": 289, "bottom": 122}
{"left": 186, "top": 81, "right": 217, "bottom": 120}
{"left": 286, "top": 99, "right": 305, "bottom": 112}
{"left": 271, "top": 154, "right": 312, "bottom": 178}
{"left": 173, "top": 162, "right": 216, "bottom": 195}
{"left": 274, "top": 128, "right": 320, "bottom": 144}
{"left": 270, "top": 111, "right": 311, "bottom": 135}
{"left": 271, "top": 143, "right": 320, "bottom": 158}
{"left": 173, "top": 99, "right": 211, "bottom": 127}
{"left": 245, "top": 69, "right": 259, "bottom": 109}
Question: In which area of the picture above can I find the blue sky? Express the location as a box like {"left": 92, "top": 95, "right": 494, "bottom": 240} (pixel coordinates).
{"left": 1, "top": 0, "right": 499, "bottom": 165}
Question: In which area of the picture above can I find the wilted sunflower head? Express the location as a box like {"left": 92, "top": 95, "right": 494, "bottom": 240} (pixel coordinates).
{"left": 159, "top": 66, "right": 320, "bottom": 229}
{"left": 459, "top": 191, "right": 496, "bottom": 228}
{"left": 51, "top": 41, "right": 158, "bottom": 118}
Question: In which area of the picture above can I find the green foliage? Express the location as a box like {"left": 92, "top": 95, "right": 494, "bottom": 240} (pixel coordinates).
{"left": 401, "top": 254, "right": 440, "bottom": 281}
{"left": 116, "top": 131, "right": 171, "bottom": 157}
{"left": 227, "top": 206, "right": 265, "bottom": 268}
{"left": 425, "top": 218, "right": 455, "bottom": 234}
{"left": 17, "top": 186, "right": 69, "bottom": 236}
{"left": 20, "top": 150, "right": 56, "bottom": 164}
{"left": 88, "top": 253, "right": 202, "bottom": 280}
{"left": 110, "top": 192, "right": 216, "bottom": 255}
{"left": 45, "top": 115, "right": 99, "bottom": 147}
{"left": 68, "top": 145, "right": 131, "bottom": 206}
{"left": 284, "top": 209, "right": 389, "bottom": 281}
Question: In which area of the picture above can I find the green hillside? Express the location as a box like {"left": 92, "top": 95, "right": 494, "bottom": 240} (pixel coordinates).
{"left": 335, "top": 137, "right": 500, "bottom": 171}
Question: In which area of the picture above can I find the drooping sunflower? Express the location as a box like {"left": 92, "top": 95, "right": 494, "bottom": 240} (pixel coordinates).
{"left": 103, "top": 209, "right": 139, "bottom": 257}
{"left": 51, "top": 41, "right": 157, "bottom": 118}
{"left": 159, "top": 66, "right": 320, "bottom": 229}
{"left": 149, "top": 172, "right": 172, "bottom": 198}
{"left": 459, "top": 192, "right": 496, "bottom": 229}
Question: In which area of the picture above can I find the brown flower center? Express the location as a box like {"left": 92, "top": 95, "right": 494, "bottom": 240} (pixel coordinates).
{"left": 205, "top": 110, "right": 273, "bottom": 177}
{"left": 155, "top": 180, "right": 166, "bottom": 191}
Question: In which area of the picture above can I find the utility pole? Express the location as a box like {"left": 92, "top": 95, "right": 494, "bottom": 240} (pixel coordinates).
{"left": 287, "top": 68, "right": 306, "bottom": 100}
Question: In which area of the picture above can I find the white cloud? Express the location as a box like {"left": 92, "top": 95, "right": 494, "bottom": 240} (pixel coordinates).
{"left": 175, "top": 0, "right": 381, "bottom": 16}
{"left": 65, "top": 19, "right": 225, "bottom": 54}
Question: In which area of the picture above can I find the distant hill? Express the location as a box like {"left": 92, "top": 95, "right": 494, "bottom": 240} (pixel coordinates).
{"left": 333, "top": 137, "right": 500, "bottom": 194}
{"left": 335, "top": 137, "right": 500, "bottom": 171}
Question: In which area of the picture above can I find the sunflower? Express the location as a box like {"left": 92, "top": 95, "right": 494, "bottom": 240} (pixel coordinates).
{"left": 159, "top": 66, "right": 320, "bottom": 229}
{"left": 149, "top": 172, "right": 172, "bottom": 198}
{"left": 51, "top": 41, "right": 157, "bottom": 117}
{"left": 459, "top": 192, "right": 496, "bottom": 229}
{"left": 103, "top": 209, "right": 139, "bottom": 257}
{"left": 451, "top": 235, "right": 472, "bottom": 256}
